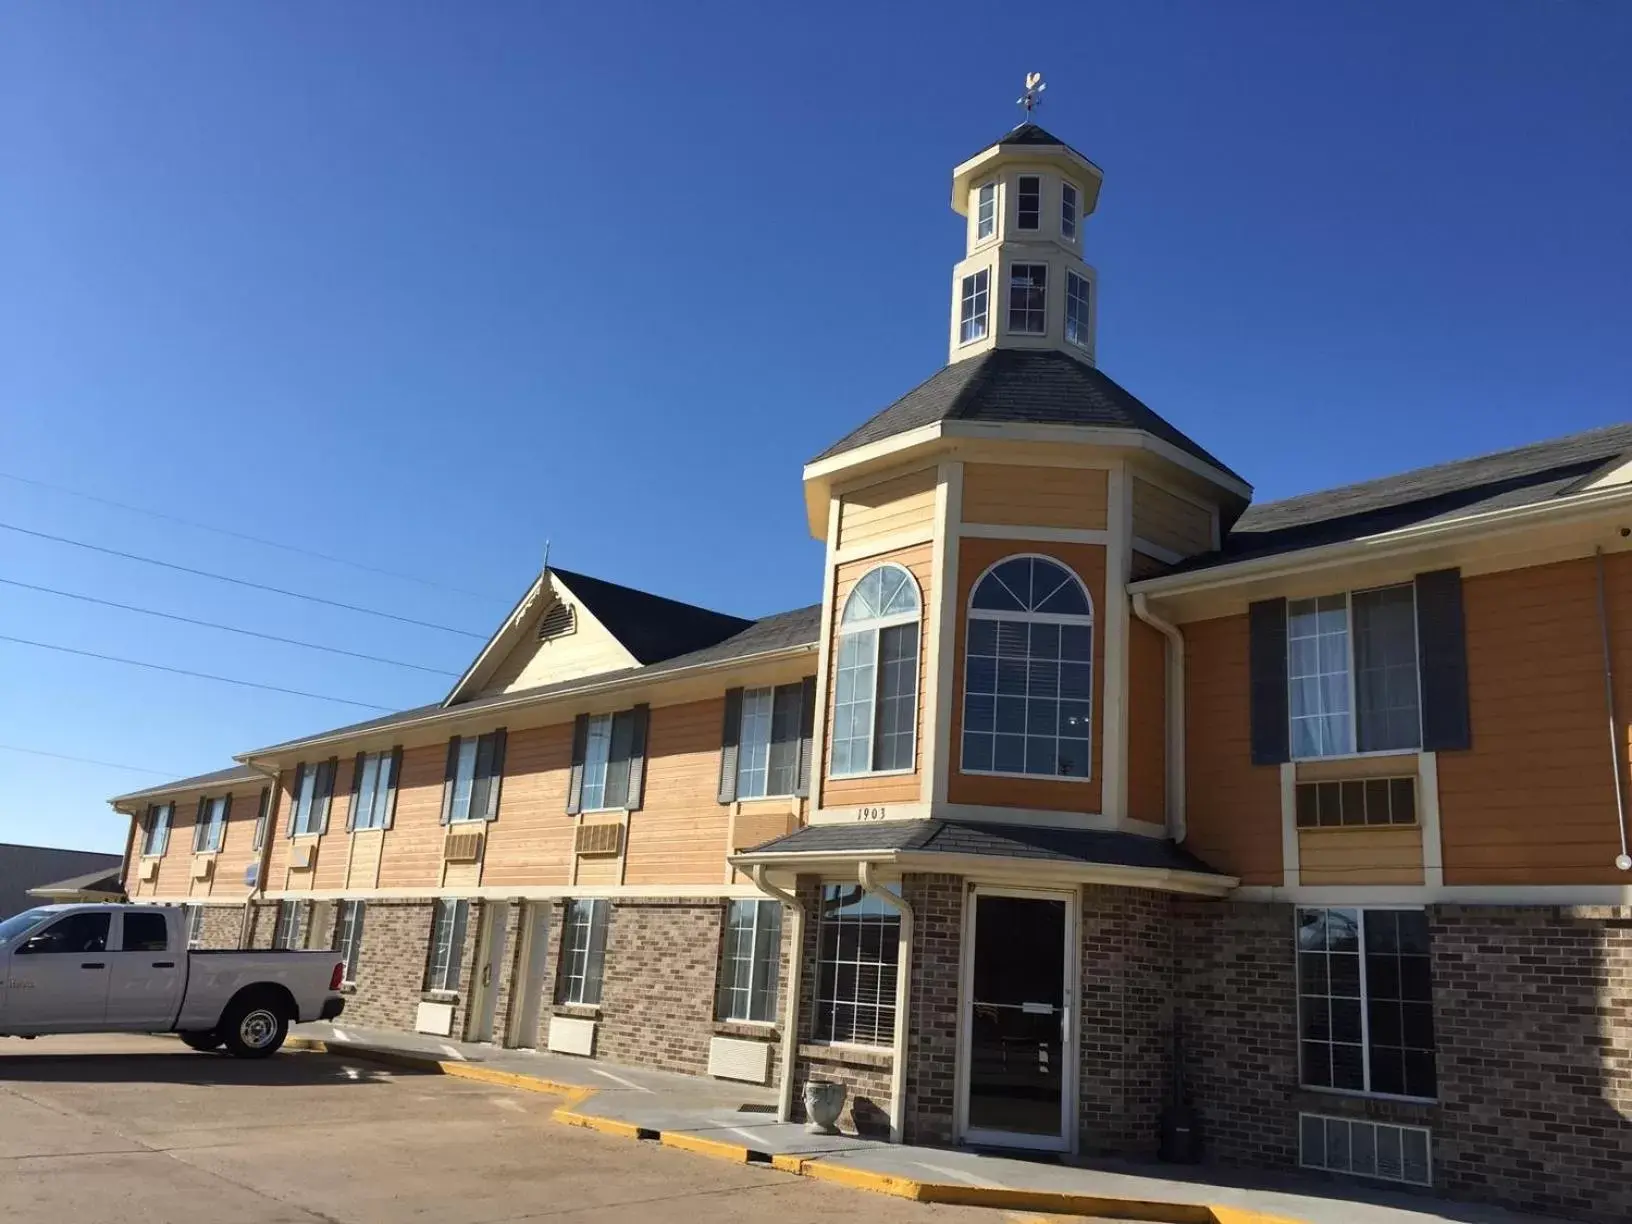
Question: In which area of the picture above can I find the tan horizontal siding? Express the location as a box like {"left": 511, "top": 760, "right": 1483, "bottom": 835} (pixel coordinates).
{"left": 1127, "top": 615, "right": 1166, "bottom": 828}
{"left": 623, "top": 697, "right": 733, "bottom": 885}
{"left": 836, "top": 469, "right": 937, "bottom": 551}
{"left": 962, "top": 464, "right": 1108, "bottom": 530}
{"left": 1132, "top": 478, "right": 1212, "bottom": 558}
{"left": 376, "top": 744, "right": 456, "bottom": 889}
{"left": 1298, "top": 826, "right": 1424, "bottom": 885}
{"left": 480, "top": 722, "right": 576, "bottom": 888}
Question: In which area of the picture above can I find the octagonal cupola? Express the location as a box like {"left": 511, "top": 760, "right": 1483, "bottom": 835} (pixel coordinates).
{"left": 946, "top": 86, "right": 1104, "bottom": 367}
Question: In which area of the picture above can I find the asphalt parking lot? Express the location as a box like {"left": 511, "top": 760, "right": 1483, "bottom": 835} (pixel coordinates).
{"left": 0, "top": 1034, "right": 1002, "bottom": 1223}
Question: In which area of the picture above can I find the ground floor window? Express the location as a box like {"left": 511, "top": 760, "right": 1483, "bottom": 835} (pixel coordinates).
{"left": 557, "top": 899, "right": 609, "bottom": 1006}
{"left": 272, "top": 900, "right": 305, "bottom": 950}
{"left": 424, "top": 899, "right": 469, "bottom": 993}
{"left": 184, "top": 904, "right": 205, "bottom": 949}
{"left": 814, "top": 883, "right": 900, "bottom": 1045}
{"left": 1297, "top": 907, "right": 1436, "bottom": 1099}
{"left": 333, "top": 901, "right": 366, "bottom": 984}
{"left": 716, "top": 899, "right": 782, "bottom": 1023}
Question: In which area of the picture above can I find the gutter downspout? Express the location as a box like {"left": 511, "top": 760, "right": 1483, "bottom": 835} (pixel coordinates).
{"left": 242, "top": 764, "right": 284, "bottom": 949}
{"left": 859, "top": 860, "right": 912, "bottom": 1144}
{"left": 1132, "top": 593, "right": 1187, "bottom": 843}
{"left": 1592, "top": 548, "right": 1632, "bottom": 873}
{"left": 750, "top": 865, "right": 807, "bottom": 1124}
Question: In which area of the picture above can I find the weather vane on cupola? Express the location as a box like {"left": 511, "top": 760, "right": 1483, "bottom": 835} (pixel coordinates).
{"left": 1017, "top": 71, "right": 1046, "bottom": 119}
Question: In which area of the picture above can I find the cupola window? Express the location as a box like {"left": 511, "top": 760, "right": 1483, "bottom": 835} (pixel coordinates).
{"left": 976, "top": 181, "right": 997, "bottom": 240}
{"left": 959, "top": 269, "right": 990, "bottom": 344}
{"left": 1008, "top": 264, "right": 1047, "bottom": 334}
{"left": 1065, "top": 271, "right": 1092, "bottom": 349}
{"left": 1061, "top": 182, "right": 1079, "bottom": 240}
{"left": 1016, "top": 175, "right": 1041, "bottom": 230}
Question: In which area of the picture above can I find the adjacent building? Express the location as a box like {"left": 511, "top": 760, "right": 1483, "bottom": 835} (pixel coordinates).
{"left": 111, "top": 115, "right": 1631, "bottom": 1224}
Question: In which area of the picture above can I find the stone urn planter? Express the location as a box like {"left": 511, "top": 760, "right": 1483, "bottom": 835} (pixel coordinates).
{"left": 803, "top": 1079, "right": 846, "bottom": 1135}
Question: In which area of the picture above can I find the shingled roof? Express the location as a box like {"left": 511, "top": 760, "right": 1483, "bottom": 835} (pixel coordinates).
{"left": 109, "top": 763, "right": 265, "bottom": 806}
{"left": 811, "top": 348, "right": 1243, "bottom": 480}
{"left": 1172, "top": 422, "right": 1632, "bottom": 571}
{"left": 549, "top": 567, "right": 751, "bottom": 665}
{"left": 966, "top": 121, "right": 1099, "bottom": 171}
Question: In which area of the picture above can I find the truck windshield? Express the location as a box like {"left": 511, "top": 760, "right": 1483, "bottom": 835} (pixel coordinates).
{"left": 0, "top": 908, "right": 50, "bottom": 948}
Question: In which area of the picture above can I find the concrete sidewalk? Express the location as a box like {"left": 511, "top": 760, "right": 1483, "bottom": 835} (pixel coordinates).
{"left": 290, "top": 1022, "right": 1564, "bottom": 1224}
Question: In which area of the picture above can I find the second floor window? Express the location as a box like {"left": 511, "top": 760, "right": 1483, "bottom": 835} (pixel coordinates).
{"left": 193, "top": 796, "right": 228, "bottom": 853}
{"left": 976, "top": 180, "right": 996, "bottom": 239}
{"left": 959, "top": 268, "right": 990, "bottom": 344}
{"left": 252, "top": 787, "right": 270, "bottom": 852}
{"left": 962, "top": 555, "right": 1095, "bottom": 779}
{"left": 1065, "top": 271, "right": 1091, "bottom": 349}
{"left": 1288, "top": 585, "right": 1420, "bottom": 759}
{"left": 738, "top": 684, "right": 804, "bottom": 799}
{"left": 141, "top": 803, "right": 172, "bottom": 857}
{"left": 831, "top": 563, "right": 921, "bottom": 777}
{"left": 568, "top": 709, "right": 648, "bottom": 815}
{"left": 350, "top": 749, "right": 399, "bottom": 830}
{"left": 1061, "top": 181, "right": 1079, "bottom": 240}
{"left": 1016, "top": 175, "right": 1040, "bottom": 229}
{"left": 288, "top": 759, "right": 336, "bottom": 837}
{"left": 1008, "top": 264, "right": 1047, "bottom": 334}
{"left": 441, "top": 730, "right": 507, "bottom": 824}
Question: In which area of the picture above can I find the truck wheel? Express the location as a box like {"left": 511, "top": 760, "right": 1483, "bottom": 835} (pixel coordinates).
{"left": 220, "top": 994, "right": 289, "bottom": 1059}
{"left": 178, "top": 1031, "right": 223, "bottom": 1052}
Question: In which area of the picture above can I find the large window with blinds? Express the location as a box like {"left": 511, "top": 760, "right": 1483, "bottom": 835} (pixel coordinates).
{"left": 813, "top": 884, "right": 901, "bottom": 1046}
{"left": 830, "top": 564, "right": 921, "bottom": 777}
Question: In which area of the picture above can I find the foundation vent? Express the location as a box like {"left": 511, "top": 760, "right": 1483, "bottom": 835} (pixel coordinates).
{"left": 1299, "top": 1113, "right": 1431, "bottom": 1186}
{"left": 443, "top": 830, "right": 485, "bottom": 863}
{"left": 575, "top": 821, "right": 623, "bottom": 857}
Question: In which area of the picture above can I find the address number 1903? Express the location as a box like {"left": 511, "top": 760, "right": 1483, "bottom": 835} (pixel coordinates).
{"left": 854, "top": 807, "right": 888, "bottom": 822}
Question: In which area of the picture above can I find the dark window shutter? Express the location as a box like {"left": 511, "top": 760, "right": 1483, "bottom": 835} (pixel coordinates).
{"left": 287, "top": 764, "right": 305, "bottom": 837}
{"left": 440, "top": 737, "right": 462, "bottom": 825}
{"left": 484, "top": 729, "right": 507, "bottom": 821}
{"left": 1248, "top": 598, "right": 1290, "bottom": 766}
{"left": 347, "top": 752, "right": 366, "bottom": 831}
{"left": 1416, "top": 568, "right": 1471, "bottom": 751}
{"left": 566, "top": 714, "right": 589, "bottom": 815}
{"left": 718, "top": 688, "right": 744, "bottom": 804}
{"left": 384, "top": 747, "right": 404, "bottom": 829}
{"left": 316, "top": 758, "right": 337, "bottom": 834}
{"left": 193, "top": 797, "right": 208, "bottom": 852}
{"left": 795, "top": 676, "right": 817, "bottom": 798}
{"left": 625, "top": 706, "right": 650, "bottom": 811}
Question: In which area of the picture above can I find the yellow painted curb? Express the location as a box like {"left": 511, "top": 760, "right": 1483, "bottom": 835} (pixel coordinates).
{"left": 555, "top": 1110, "right": 645, "bottom": 1140}
{"left": 768, "top": 1153, "right": 808, "bottom": 1175}
{"left": 657, "top": 1132, "right": 754, "bottom": 1164}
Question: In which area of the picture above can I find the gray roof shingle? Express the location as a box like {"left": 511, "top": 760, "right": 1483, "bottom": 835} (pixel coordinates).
{"left": 109, "top": 763, "right": 266, "bottom": 805}
{"left": 735, "top": 818, "right": 1223, "bottom": 876}
{"left": 811, "top": 349, "right": 1243, "bottom": 481}
{"left": 966, "top": 121, "right": 1099, "bottom": 172}
{"left": 549, "top": 567, "right": 751, "bottom": 665}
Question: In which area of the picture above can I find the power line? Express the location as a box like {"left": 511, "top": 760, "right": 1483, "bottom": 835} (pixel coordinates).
{"left": 0, "top": 576, "right": 460, "bottom": 676}
{"left": 0, "top": 633, "right": 395, "bottom": 711}
{"left": 0, "top": 742, "right": 180, "bottom": 777}
{"left": 0, "top": 522, "right": 487, "bottom": 639}
{"left": 0, "top": 469, "right": 494, "bottom": 599}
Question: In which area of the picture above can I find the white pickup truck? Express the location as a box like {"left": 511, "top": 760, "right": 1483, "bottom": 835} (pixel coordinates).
{"left": 0, "top": 903, "right": 344, "bottom": 1057}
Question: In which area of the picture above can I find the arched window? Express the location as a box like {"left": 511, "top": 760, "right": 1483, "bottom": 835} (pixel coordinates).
{"left": 962, "top": 555, "right": 1094, "bottom": 779}
{"left": 831, "top": 563, "right": 921, "bottom": 777}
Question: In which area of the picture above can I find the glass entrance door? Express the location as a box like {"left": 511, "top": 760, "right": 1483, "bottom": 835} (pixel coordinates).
{"left": 963, "top": 892, "right": 1071, "bottom": 1150}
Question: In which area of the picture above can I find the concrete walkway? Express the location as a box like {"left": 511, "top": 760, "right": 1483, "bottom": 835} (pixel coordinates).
{"left": 290, "top": 1022, "right": 1566, "bottom": 1224}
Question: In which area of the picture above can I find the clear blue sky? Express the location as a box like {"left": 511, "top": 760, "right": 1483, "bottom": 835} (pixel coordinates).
{"left": 3, "top": 3, "right": 1629, "bottom": 852}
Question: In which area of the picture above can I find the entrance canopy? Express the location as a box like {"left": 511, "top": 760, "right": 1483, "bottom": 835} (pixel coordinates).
{"left": 730, "top": 818, "right": 1236, "bottom": 896}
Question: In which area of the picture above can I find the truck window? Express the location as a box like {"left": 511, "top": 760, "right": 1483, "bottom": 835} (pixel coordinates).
{"left": 122, "top": 911, "right": 169, "bottom": 953}
{"left": 18, "top": 912, "right": 110, "bottom": 955}
{"left": 0, "top": 908, "right": 50, "bottom": 948}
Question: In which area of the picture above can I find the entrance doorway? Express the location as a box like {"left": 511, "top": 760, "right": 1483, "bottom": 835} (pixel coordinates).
{"left": 960, "top": 889, "right": 1074, "bottom": 1151}
{"left": 465, "top": 902, "right": 510, "bottom": 1044}
{"left": 505, "top": 902, "right": 552, "bottom": 1048}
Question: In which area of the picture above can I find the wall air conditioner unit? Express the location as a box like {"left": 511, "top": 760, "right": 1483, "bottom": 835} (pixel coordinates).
{"left": 191, "top": 855, "right": 215, "bottom": 882}
{"left": 443, "top": 830, "right": 484, "bottom": 863}
{"left": 289, "top": 842, "right": 316, "bottom": 870}
{"left": 138, "top": 858, "right": 160, "bottom": 882}
{"left": 574, "top": 821, "right": 623, "bottom": 857}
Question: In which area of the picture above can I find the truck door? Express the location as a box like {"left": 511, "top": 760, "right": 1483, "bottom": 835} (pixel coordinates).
{"left": 106, "top": 910, "right": 185, "bottom": 1031}
{"left": 3, "top": 910, "right": 112, "bottom": 1032}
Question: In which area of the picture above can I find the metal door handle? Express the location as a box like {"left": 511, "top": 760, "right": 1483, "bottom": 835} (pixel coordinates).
{"left": 152, "top": 961, "right": 175, "bottom": 969}
{"left": 81, "top": 962, "right": 105, "bottom": 969}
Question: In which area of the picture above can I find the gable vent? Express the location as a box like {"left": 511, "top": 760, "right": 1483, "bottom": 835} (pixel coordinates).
{"left": 538, "top": 602, "right": 576, "bottom": 642}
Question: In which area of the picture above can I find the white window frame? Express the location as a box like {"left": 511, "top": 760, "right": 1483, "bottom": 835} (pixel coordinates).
{"left": 290, "top": 763, "right": 327, "bottom": 837}
{"left": 829, "top": 563, "right": 922, "bottom": 779}
{"left": 1296, "top": 905, "right": 1437, "bottom": 1104}
{"left": 960, "top": 554, "right": 1096, "bottom": 782}
{"left": 252, "top": 787, "right": 270, "bottom": 852}
{"left": 184, "top": 904, "right": 205, "bottom": 950}
{"left": 1287, "top": 585, "right": 1423, "bottom": 761}
{"left": 446, "top": 737, "right": 481, "bottom": 823}
{"left": 959, "top": 267, "right": 990, "bottom": 345}
{"left": 352, "top": 751, "right": 393, "bottom": 830}
{"left": 142, "top": 803, "right": 172, "bottom": 857}
{"left": 976, "top": 180, "right": 997, "bottom": 240}
{"left": 425, "top": 898, "right": 469, "bottom": 993}
{"left": 1015, "top": 174, "right": 1041, "bottom": 231}
{"left": 1060, "top": 180, "right": 1079, "bottom": 241}
{"left": 1065, "top": 270, "right": 1092, "bottom": 350}
{"left": 558, "top": 898, "right": 608, "bottom": 1007}
{"left": 195, "top": 796, "right": 227, "bottom": 853}
{"left": 813, "top": 882, "right": 901, "bottom": 1048}
{"left": 272, "top": 900, "right": 305, "bottom": 951}
{"left": 334, "top": 900, "right": 365, "bottom": 985}
{"left": 1007, "top": 263, "right": 1047, "bottom": 335}
{"left": 736, "top": 683, "right": 804, "bottom": 800}
{"left": 716, "top": 899, "right": 782, "bottom": 1025}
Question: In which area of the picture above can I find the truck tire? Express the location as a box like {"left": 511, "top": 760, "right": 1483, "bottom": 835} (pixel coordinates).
{"left": 219, "top": 993, "right": 290, "bottom": 1059}
{"left": 178, "top": 1030, "right": 223, "bottom": 1052}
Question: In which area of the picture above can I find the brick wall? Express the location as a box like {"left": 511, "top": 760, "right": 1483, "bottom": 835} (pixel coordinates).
{"left": 1080, "top": 886, "right": 1174, "bottom": 1159}
{"left": 1431, "top": 905, "right": 1632, "bottom": 1224}
{"left": 592, "top": 898, "right": 726, "bottom": 1075}
{"left": 903, "top": 873, "right": 962, "bottom": 1144}
{"left": 197, "top": 904, "right": 246, "bottom": 949}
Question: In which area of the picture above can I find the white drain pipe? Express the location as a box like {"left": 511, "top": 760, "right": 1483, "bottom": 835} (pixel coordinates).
{"left": 750, "top": 865, "right": 806, "bottom": 1123}
{"left": 1132, "top": 592, "right": 1187, "bottom": 842}
{"left": 859, "top": 860, "right": 912, "bottom": 1143}
{"left": 1592, "top": 549, "right": 1632, "bottom": 872}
